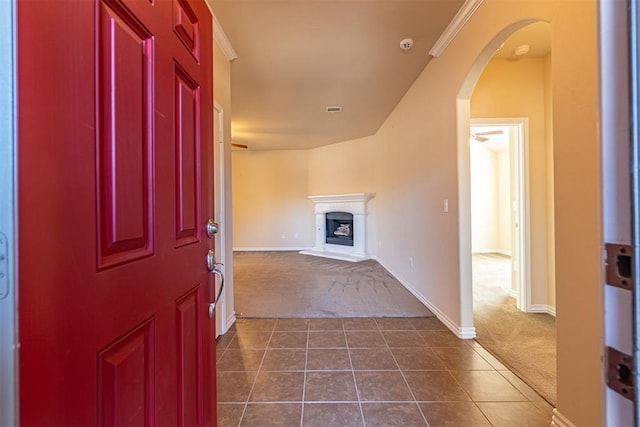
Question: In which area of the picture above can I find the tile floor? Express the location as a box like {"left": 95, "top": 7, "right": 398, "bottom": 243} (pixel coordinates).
{"left": 216, "top": 317, "right": 553, "bottom": 427}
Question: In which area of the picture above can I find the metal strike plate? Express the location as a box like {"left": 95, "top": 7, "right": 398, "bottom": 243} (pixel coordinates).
{"left": 606, "top": 346, "right": 634, "bottom": 400}
{"left": 605, "top": 243, "right": 633, "bottom": 290}
{"left": 0, "top": 233, "right": 7, "bottom": 300}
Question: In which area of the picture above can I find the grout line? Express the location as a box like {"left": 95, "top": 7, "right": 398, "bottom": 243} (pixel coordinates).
{"left": 344, "top": 327, "right": 368, "bottom": 427}
{"left": 235, "top": 322, "right": 277, "bottom": 427}
{"left": 299, "top": 319, "right": 310, "bottom": 427}
{"left": 381, "top": 331, "right": 431, "bottom": 426}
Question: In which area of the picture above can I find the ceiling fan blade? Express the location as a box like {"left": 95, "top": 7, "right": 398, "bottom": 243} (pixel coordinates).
{"left": 474, "top": 136, "right": 489, "bottom": 142}
{"left": 475, "top": 130, "right": 504, "bottom": 136}
{"left": 231, "top": 143, "right": 249, "bottom": 149}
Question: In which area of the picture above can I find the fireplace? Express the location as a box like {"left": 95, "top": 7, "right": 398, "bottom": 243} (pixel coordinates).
{"left": 325, "top": 212, "right": 354, "bottom": 246}
{"left": 300, "top": 193, "right": 374, "bottom": 262}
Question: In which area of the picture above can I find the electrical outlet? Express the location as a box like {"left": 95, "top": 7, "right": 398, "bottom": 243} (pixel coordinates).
{"left": 443, "top": 199, "right": 449, "bottom": 213}
{"left": 281, "top": 233, "right": 286, "bottom": 239}
{"left": 409, "top": 257, "right": 414, "bottom": 268}
{"left": 294, "top": 233, "right": 299, "bottom": 239}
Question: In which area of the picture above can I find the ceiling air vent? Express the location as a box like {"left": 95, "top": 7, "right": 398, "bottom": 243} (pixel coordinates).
{"left": 326, "top": 106, "right": 342, "bottom": 113}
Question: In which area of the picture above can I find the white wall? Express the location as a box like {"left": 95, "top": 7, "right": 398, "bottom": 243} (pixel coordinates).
{"left": 470, "top": 141, "right": 499, "bottom": 252}
{"left": 232, "top": 149, "right": 314, "bottom": 249}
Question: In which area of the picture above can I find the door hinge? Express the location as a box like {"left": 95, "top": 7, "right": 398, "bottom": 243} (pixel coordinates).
{"left": 605, "top": 243, "right": 633, "bottom": 290}
{"left": 606, "top": 346, "right": 634, "bottom": 400}
{"left": 0, "top": 232, "right": 8, "bottom": 300}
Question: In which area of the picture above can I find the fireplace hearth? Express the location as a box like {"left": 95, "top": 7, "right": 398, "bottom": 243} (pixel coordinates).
{"left": 300, "top": 193, "right": 374, "bottom": 262}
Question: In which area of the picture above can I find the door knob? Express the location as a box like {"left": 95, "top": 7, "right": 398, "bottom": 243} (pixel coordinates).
{"left": 206, "top": 219, "right": 218, "bottom": 238}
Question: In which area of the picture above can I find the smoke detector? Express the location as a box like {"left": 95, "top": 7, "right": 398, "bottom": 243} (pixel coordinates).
{"left": 514, "top": 44, "right": 530, "bottom": 56}
{"left": 399, "top": 38, "right": 414, "bottom": 51}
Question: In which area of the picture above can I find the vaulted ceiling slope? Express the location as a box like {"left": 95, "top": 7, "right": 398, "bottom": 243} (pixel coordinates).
{"left": 211, "top": 0, "right": 466, "bottom": 150}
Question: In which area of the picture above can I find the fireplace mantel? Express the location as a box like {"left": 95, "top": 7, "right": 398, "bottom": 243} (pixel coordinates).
{"left": 300, "top": 193, "right": 375, "bottom": 262}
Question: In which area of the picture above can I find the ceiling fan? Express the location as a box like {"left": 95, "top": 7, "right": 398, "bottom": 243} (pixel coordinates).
{"left": 471, "top": 129, "right": 504, "bottom": 142}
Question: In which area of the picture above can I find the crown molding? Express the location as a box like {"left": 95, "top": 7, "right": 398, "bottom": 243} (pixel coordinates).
{"left": 213, "top": 13, "right": 238, "bottom": 61}
{"left": 429, "top": 0, "right": 484, "bottom": 57}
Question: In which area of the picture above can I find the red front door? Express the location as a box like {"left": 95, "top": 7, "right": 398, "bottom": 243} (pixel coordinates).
{"left": 17, "top": 0, "right": 215, "bottom": 424}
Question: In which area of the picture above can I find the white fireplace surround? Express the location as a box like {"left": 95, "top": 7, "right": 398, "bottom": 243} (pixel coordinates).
{"left": 300, "top": 193, "right": 375, "bottom": 262}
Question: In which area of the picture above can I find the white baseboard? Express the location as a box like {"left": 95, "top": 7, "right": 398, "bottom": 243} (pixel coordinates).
{"left": 472, "top": 249, "right": 512, "bottom": 256}
{"left": 233, "top": 246, "right": 308, "bottom": 252}
{"left": 376, "top": 258, "right": 476, "bottom": 339}
{"left": 507, "top": 289, "right": 518, "bottom": 299}
{"left": 551, "top": 408, "right": 575, "bottom": 427}
{"left": 530, "top": 304, "right": 556, "bottom": 316}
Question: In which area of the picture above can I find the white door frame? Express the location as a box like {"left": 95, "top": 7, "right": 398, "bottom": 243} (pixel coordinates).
{"left": 470, "top": 118, "right": 531, "bottom": 312}
{"left": 213, "top": 101, "right": 228, "bottom": 336}
{"left": 0, "top": 0, "right": 17, "bottom": 425}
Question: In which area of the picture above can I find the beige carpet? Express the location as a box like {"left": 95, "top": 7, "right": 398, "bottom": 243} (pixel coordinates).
{"left": 233, "top": 251, "right": 433, "bottom": 318}
{"left": 472, "top": 253, "right": 557, "bottom": 406}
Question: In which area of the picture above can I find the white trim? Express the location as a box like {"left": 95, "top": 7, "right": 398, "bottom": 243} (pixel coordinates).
{"left": 213, "top": 102, "right": 229, "bottom": 337}
{"left": 233, "top": 247, "right": 309, "bottom": 252}
{"left": 0, "top": 1, "right": 16, "bottom": 425}
{"left": 551, "top": 409, "right": 576, "bottom": 427}
{"left": 212, "top": 13, "right": 238, "bottom": 61}
{"left": 471, "top": 118, "right": 532, "bottom": 313}
{"left": 472, "top": 249, "right": 511, "bottom": 256}
{"left": 376, "top": 258, "right": 476, "bottom": 339}
{"left": 429, "top": 0, "right": 484, "bottom": 57}
{"left": 224, "top": 313, "right": 237, "bottom": 334}
{"left": 307, "top": 193, "right": 375, "bottom": 204}
{"left": 530, "top": 304, "right": 556, "bottom": 316}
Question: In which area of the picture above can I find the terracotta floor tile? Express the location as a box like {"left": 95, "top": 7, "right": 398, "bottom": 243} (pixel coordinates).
{"left": 228, "top": 331, "right": 272, "bottom": 349}
{"left": 419, "top": 402, "right": 491, "bottom": 426}
{"left": 408, "top": 317, "right": 448, "bottom": 331}
{"left": 403, "top": 370, "right": 471, "bottom": 401}
{"left": 343, "top": 318, "right": 378, "bottom": 331}
{"left": 302, "top": 403, "right": 363, "bottom": 427}
{"left": 304, "top": 371, "right": 358, "bottom": 402}
{"left": 450, "top": 370, "right": 528, "bottom": 402}
{"left": 361, "top": 402, "right": 427, "bottom": 427}
{"left": 308, "top": 331, "right": 347, "bottom": 348}
{"left": 349, "top": 348, "right": 398, "bottom": 370}
{"left": 235, "top": 318, "right": 277, "bottom": 332}
{"left": 354, "top": 371, "right": 413, "bottom": 401}
{"left": 216, "top": 349, "right": 265, "bottom": 372}
{"left": 345, "top": 331, "right": 386, "bottom": 348}
{"left": 249, "top": 371, "right": 305, "bottom": 402}
{"left": 431, "top": 346, "right": 494, "bottom": 370}
{"left": 306, "top": 348, "right": 351, "bottom": 370}
{"left": 260, "top": 349, "right": 306, "bottom": 371}
{"left": 476, "top": 402, "right": 551, "bottom": 426}
{"left": 240, "top": 403, "right": 302, "bottom": 426}
{"left": 217, "top": 371, "right": 257, "bottom": 403}
{"left": 375, "top": 318, "right": 416, "bottom": 331}
{"left": 217, "top": 403, "right": 245, "bottom": 427}
{"left": 382, "top": 330, "right": 426, "bottom": 347}
{"left": 419, "top": 330, "right": 469, "bottom": 347}
{"left": 309, "top": 318, "right": 344, "bottom": 331}
{"left": 275, "top": 318, "right": 310, "bottom": 331}
{"left": 391, "top": 347, "right": 447, "bottom": 370}
{"left": 268, "top": 331, "right": 308, "bottom": 349}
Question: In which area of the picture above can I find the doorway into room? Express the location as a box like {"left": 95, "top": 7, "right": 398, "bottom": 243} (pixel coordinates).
{"left": 470, "top": 120, "right": 529, "bottom": 311}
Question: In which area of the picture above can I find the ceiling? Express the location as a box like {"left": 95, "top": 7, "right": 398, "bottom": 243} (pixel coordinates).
{"left": 211, "top": 0, "right": 466, "bottom": 151}
{"left": 210, "top": 2, "right": 552, "bottom": 151}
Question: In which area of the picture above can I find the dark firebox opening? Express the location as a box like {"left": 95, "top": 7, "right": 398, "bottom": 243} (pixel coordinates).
{"left": 326, "top": 211, "right": 354, "bottom": 247}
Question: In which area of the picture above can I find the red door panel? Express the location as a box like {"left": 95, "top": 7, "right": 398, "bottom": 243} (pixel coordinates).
{"left": 17, "top": 0, "right": 214, "bottom": 424}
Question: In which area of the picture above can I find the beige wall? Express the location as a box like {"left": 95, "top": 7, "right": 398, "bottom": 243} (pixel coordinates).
{"left": 471, "top": 55, "right": 554, "bottom": 309}
{"left": 232, "top": 149, "right": 314, "bottom": 249}
{"left": 230, "top": 1, "right": 601, "bottom": 423}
